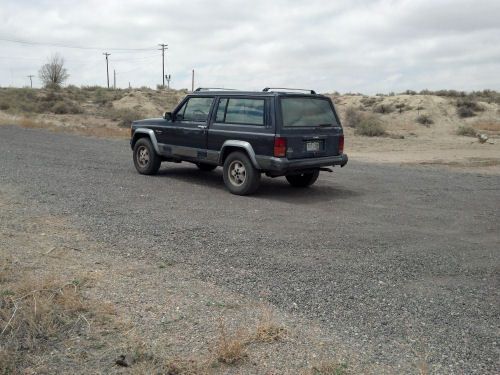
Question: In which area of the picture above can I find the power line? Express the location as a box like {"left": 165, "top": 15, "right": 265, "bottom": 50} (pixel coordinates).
{"left": 0, "top": 36, "right": 156, "bottom": 51}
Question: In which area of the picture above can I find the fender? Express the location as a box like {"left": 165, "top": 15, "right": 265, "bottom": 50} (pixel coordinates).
{"left": 219, "top": 140, "right": 260, "bottom": 169}
{"left": 132, "top": 128, "right": 161, "bottom": 154}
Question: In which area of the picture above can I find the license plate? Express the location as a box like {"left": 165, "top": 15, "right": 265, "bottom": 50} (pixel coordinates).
{"left": 306, "top": 141, "right": 320, "bottom": 152}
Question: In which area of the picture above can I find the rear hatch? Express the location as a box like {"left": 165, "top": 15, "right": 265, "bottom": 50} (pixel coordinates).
{"left": 277, "top": 95, "right": 343, "bottom": 159}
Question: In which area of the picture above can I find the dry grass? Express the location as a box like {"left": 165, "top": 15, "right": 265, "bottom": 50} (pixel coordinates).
{"left": 472, "top": 121, "right": 500, "bottom": 133}
{"left": 254, "top": 306, "right": 287, "bottom": 343}
{"left": 215, "top": 317, "right": 247, "bottom": 365}
{"left": 0, "top": 270, "right": 114, "bottom": 373}
{"left": 456, "top": 125, "right": 477, "bottom": 137}
{"left": 0, "top": 116, "right": 129, "bottom": 138}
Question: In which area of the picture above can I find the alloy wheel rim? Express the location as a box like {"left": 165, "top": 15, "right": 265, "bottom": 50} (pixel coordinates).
{"left": 228, "top": 160, "right": 246, "bottom": 186}
{"left": 137, "top": 146, "right": 150, "bottom": 167}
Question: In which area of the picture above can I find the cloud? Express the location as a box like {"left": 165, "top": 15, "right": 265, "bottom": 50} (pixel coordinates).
{"left": 0, "top": 0, "right": 499, "bottom": 93}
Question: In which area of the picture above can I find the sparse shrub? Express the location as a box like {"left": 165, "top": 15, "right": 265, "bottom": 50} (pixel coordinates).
{"left": 343, "top": 106, "right": 363, "bottom": 128}
{"left": 254, "top": 307, "right": 287, "bottom": 343}
{"left": 111, "top": 108, "right": 143, "bottom": 128}
{"left": 402, "top": 90, "right": 417, "bottom": 95}
{"left": 215, "top": 318, "right": 246, "bottom": 364}
{"left": 360, "top": 96, "right": 380, "bottom": 107}
{"left": 355, "top": 115, "right": 386, "bottom": 136}
{"left": 456, "top": 125, "right": 477, "bottom": 137}
{"left": 456, "top": 98, "right": 483, "bottom": 118}
{"left": 372, "top": 103, "right": 394, "bottom": 114}
{"left": 51, "top": 101, "right": 83, "bottom": 114}
{"left": 395, "top": 103, "right": 406, "bottom": 113}
{"left": 457, "top": 106, "right": 475, "bottom": 118}
{"left": 0, "top": 102, "right": 9, "bottom": 110}
{"left": 416, "top": 114, "right": 434, "bottom": 126}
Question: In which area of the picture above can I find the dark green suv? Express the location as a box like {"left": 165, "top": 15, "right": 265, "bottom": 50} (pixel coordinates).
{"left": 130, "top": 88, "right": 347, "bottom": 195}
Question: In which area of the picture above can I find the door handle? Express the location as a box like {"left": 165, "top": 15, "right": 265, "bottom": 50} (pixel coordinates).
{"left": 197, "top": 125, "right": 207, "bottom": 129}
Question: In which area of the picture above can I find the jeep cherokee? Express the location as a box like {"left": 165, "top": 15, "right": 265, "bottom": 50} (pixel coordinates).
{"left": 130, "top": 87, "right": 348, "bottom": 195}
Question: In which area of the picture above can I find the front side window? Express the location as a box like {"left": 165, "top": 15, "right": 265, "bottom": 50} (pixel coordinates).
{"left": 281, "top": 97, "right": 338, "bottom": 127}
{"left": 177, "top": 97, "right": 213, "bottom": 122}
{"left": 216, "top": 98, "right": 265, "bottom": 125}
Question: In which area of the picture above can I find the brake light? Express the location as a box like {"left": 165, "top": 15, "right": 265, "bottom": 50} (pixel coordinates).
{"left": 339, "top": 135, "right": 344, "bottom": 154}
{"left": 274, "top": 137, "right": 287, "bottom": 157}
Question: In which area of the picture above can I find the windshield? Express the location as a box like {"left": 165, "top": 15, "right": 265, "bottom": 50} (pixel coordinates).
{"left": 281, "top": 97, "right": 338, "bottom": 127}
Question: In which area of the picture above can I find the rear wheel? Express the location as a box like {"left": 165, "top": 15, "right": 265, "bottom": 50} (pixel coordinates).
{"left": 133, "top": 138, "right": 161, "bottom": 175}
{"left": 196, "top": 163, "right": 217, "bottom": 172}
{"left": 285, "top": 170, "right": 320, "bottom": 187}
{"left": 223, "top": 151, "right": 260, "bottom": 195}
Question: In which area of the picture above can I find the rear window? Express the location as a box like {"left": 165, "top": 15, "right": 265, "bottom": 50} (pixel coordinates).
{"left": 216, "top": 98, "right": 265, "bottom": 125}
{"left": 281, "top": 97, "right": 337, "bottom": 127}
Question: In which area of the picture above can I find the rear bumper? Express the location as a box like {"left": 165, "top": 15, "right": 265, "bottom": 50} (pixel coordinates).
{"left": 256, "top": 154, "right": 348, "bottom": 173}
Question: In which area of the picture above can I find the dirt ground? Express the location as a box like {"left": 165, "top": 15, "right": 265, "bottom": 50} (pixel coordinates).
{"left": 1, "top": 186, "right": 362, "bottom": 374}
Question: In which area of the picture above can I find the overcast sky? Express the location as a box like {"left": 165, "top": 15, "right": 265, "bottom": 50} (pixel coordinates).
{"left": 1, "top": 0, "right": 499, "bottom": 93}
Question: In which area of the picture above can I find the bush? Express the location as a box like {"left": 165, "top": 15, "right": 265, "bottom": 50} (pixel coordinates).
{"left": 456, "top": 125, "right": 477, "bottom": 137}
{"left": 0, "top": 102, "right": 9, "bottom": 110}
{"left": 456, "top": 98, "right": 483, "bottom": 118}
{"left": 51, "top": 101, "right": 83, "bottom": 114}
{"left": 355, "top": 115, "right": 386, "bottom": 136}
{"left": 373, "top": 103, "right": 394, "bottom": 114}
{"left": 360, "top": 96, "right": 380, "bottom": 107}
{"left": 395, "top": 103, "right": 409, "bottom": 113}
{"left": 111, "top": 108, "right": 143, "bottom": 128}
{"left": 343, "top": 106, "right": 363, "bottom": 128}
{"left": 416, "top": 114, "right": 434, "bottom": 126}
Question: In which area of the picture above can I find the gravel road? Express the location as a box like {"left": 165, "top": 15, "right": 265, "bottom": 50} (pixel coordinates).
{"left": 1, "top": 125, "right": 499, "bottom": 373}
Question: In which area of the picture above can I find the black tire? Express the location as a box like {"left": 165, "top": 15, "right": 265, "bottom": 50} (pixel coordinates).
{"left": 196, "top": 163, "right": 217, "bottom": 172}
{"left": 223, "top": 151, "right": 261, "bottom": 195}
{"left": 133, "top": 137, "right": 161, "bottom": 175}
{"left": 285, "top": 170, "right": 320, "bottom": 187}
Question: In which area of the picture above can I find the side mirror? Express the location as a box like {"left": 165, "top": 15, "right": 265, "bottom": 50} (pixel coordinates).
{"left": 163, "top": 111, "right": 173, "bottom": 121}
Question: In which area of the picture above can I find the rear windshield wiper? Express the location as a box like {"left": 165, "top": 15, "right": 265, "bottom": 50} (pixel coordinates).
{"left": 317, "top": 123, "right": 332, "bottom": 127}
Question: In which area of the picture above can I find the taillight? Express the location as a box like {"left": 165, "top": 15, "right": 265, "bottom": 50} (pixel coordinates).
{"left": 274, "top": 137, "right": 287, "bottom": 157}
{"left": 339, "top": 135, "right": 344, "bottom": 154}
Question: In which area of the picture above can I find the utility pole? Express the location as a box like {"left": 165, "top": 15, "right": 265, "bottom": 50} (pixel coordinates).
{"left": 158, "top": 43, "right": 168, "bottom": 88}
{"left": 165, "top": 74, "right": 171, "bottom": 89}
{"left": 27, "top": 75, "right": 34, "bottom": 88}
{"left": 191, "top": 69, "right": 195, "bottom": 92}
{"left": 103, "top": 52, "right": 111, "bottom": 88}
{"left": 113, "top": 69, "right": 116, "bottom": 89}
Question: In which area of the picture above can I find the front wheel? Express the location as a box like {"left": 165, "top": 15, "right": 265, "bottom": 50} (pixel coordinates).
{"left": 285, "top": 170, "right": 320, "bottom": 187}
{"left": 223, "top": 151, "right": 261, "bottom": 195}
{"left": 133, "top": 138, "right": 161, "bottom": 175}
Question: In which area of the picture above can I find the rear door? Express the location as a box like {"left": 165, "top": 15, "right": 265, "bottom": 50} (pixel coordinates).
{"left": 277, "top": 96, "right": 343, "bottom": 159}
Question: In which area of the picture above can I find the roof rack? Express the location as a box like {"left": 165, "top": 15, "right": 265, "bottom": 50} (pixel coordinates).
{"left": 194, "top": 87, "right": 238, "bottom": 92}
{"left": 263, "top": 87, "right": 317, "bottom": 95}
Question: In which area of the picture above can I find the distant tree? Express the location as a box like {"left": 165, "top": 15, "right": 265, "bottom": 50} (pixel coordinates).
{"left": 38, "top": 54, "right": 69, "bottom": 88}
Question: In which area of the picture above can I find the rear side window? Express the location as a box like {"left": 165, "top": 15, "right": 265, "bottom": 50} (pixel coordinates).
{"left": 216, "top": 98, "right": 265, "bottom": 125}
{"left": 281, "top": 97, "right": 338, "bottom": 127}
{"left": 178, "top": 97, "right": 213, "bottom": 122}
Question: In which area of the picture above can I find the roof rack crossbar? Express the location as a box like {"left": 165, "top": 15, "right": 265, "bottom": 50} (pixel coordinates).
{"left": 195, "top": 87, "right": 238, "bottom": 92}
{"left": 263, "top": 87, "right": 317, "bottom": 95}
